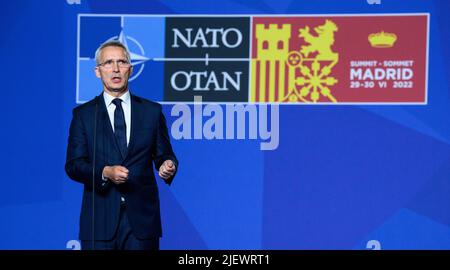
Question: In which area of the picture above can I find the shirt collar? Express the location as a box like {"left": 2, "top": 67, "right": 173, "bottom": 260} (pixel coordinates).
{"left": 103, "top": 90, "right": 131, "bottom": 107}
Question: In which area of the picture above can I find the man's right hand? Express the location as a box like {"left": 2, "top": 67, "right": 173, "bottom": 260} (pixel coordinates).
{"left": 102, "top": 165, "right": 129, "bottom": 185}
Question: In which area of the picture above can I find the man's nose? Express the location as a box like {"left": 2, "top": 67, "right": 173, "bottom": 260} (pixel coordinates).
{"left": 112, "top": 62, "right": 120, "bottom": 72}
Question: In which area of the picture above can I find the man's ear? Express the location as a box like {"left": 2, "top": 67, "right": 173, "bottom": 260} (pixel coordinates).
{"left": 129, "top": 65, "right": 133, "bottom": 76}
{"left": 95, "top": 66, "right": 101, "bottom": 78}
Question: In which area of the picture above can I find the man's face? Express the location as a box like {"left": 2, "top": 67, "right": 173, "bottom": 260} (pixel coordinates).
{"left": 95, "top": 46, "right": 133, "bottom": 94}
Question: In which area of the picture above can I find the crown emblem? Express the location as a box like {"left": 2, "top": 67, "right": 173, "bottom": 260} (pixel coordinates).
{"left": 368, "top": 31, "right": 397, "bottom": 48}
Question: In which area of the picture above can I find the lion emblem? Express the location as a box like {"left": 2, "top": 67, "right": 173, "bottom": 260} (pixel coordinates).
{"left": 298, "top": 20, "right": 338, "bottom": 61}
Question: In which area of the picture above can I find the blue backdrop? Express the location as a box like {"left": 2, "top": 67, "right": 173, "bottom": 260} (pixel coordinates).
{"left": 1, "top": 0, "right": 450, "bottom": 250}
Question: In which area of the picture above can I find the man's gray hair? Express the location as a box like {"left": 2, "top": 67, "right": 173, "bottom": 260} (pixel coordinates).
{"left": 95, "top": 40, "right": 131, "bottom": 65}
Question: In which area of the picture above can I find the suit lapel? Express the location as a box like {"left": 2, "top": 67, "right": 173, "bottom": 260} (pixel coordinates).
{"left": 123, "top": 94, "right": 143, "bottom": 162}
{"left": 98, "top": 94, "right": 123, "bottom": 160}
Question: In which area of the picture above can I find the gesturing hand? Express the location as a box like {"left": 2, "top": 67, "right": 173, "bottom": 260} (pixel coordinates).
{"left": 159, "top": 160, "right": 176, "bottom": 180}
{"left": 103, "top": 165, "right": 129, "bottom": 185}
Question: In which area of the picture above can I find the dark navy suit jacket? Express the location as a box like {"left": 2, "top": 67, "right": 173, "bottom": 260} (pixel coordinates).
{"left": 65, "top": 93, "right": 178, "bottom": 240}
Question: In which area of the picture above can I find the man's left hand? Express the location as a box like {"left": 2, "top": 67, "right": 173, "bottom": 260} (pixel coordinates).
{"left": 159, "top": 160, "right": 176, "bottom": 180}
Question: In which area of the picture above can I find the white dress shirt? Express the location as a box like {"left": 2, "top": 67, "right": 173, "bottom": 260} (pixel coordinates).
{"left": 103, "top": 90, "right": 131, "bottom": 145}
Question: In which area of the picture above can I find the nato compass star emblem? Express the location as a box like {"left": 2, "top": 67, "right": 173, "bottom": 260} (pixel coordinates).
{"left": 106, "top": 29, "right": 150, "bottom": 81}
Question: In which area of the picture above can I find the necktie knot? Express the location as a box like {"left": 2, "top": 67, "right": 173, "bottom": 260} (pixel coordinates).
{"left": 112, "top": 98, "right": 122, "bottom": 107}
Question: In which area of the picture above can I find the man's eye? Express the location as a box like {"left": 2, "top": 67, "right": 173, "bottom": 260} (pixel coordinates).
{"left": 118, "top": 60, "right": 127, "bottom": 65}
{"left": 103, "top": 60, "right": 113, "bottom": 65}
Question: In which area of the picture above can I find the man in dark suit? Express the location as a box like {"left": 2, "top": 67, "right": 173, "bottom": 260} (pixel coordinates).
{"left": 65, "top": 40, "right": 178, "bottom": 250}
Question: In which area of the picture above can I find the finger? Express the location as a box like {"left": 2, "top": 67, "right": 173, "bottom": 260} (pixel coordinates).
{"left": 166, "top": 160, "right": 173, "bottom": 168}
{"left": 167, "top": 164, "right": 177, "bottom": 172}
{"left": 114, "top": 176, "right": 124, "bottom": 182}
{"left": 160, "top": 171, "right": 170, "bottom": 178}
{"left": 162, "top": 165, "right": 170, "bottom": 172}
{"left": 164, "top": 163, "right": 175, "bottom": 171}
{"left": 118, "top": 166, "right": 129, "bottom": 173}
{"left": 162, "top": 167, "right": 174, "bottom": 175}
{"left": 113, "top": 178, "right": 123, "bottom": 184}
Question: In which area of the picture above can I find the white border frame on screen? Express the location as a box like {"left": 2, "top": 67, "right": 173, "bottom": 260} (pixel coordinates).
{"left": 76, "top": 13, "right": 430, "bottom": 106}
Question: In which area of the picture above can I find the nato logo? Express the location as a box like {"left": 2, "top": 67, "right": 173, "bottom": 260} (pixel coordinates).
{"left": 77, "top": 15, "right": 165, "bottom": 103}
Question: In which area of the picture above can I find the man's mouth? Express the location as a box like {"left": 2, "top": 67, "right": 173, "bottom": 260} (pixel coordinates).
{"left": 111, "top": 76, "right": 122, "bottom": 83}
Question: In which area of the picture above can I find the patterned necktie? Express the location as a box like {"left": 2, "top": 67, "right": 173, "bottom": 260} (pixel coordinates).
{"left": 112, "top": 98, "right": 128, "bottom": 158}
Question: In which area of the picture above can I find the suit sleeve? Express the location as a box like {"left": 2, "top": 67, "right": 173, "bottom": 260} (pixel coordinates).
{"left": 65, "top": 108, "right": 110, "bottom": 192}
{"left": 153, "top": 106, "right": 178, "bottom": 185}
